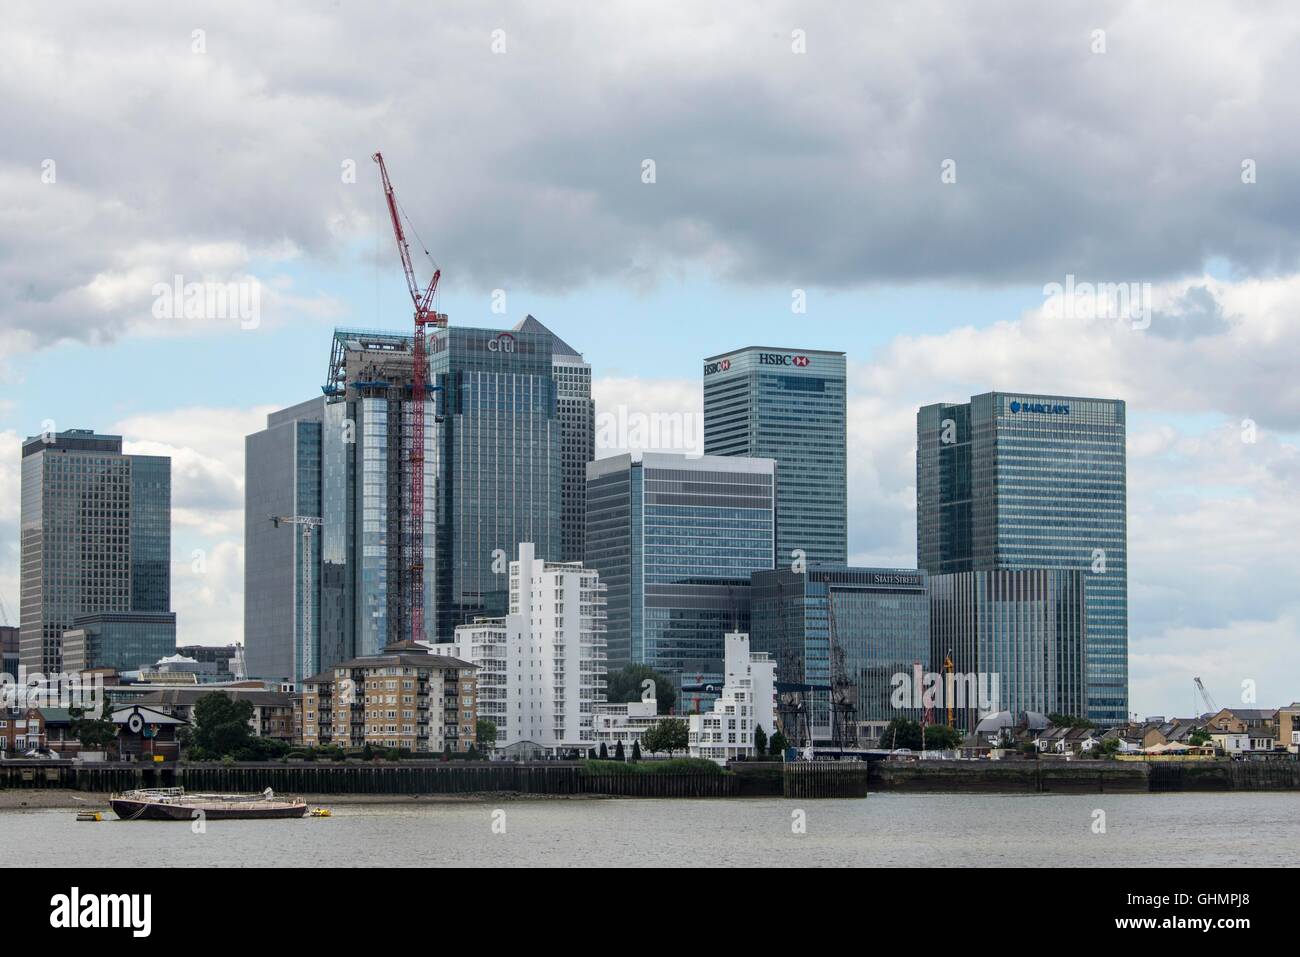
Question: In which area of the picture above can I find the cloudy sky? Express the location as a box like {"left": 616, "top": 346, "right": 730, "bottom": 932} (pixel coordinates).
{"left": 3, "top": 1, "right": 1298, "bottom": 717}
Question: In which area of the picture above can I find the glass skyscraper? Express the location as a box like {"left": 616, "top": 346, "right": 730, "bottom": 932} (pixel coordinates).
{"left": 244, "top": 399, "right": 325, "bottom": 685}
{"left": 750, "top": 566, "right": 930, "bottom": 738}
{"left": 429, "top": 324, "right": 562, "bottom": 637}
{"left": 246, "top": 321, "right": 577, "bottom": 684}
{"left": 514, "top": 315, "right": 593, "bottom": 564}
{"left": 19, "top": 429, "right": 173, "bottom": 674}
{"left": 916, "top": 392, "right": 1127, "bottom": 724}
{"left": 703, "top": 346, "right": 847, "bottom": 567}
{"left": 585, "top": 452, "right": 775, "bottom": 686}
{"left": 929, "top": 568, "right": 1087, "bottom": 729}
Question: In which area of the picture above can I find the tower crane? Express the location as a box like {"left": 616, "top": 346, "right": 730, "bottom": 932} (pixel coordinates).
{"left": 271, "top": 515, "right": 322, "bottom": 684}
{"left": 372, "top": 151, "right": 447, "bottom": 644}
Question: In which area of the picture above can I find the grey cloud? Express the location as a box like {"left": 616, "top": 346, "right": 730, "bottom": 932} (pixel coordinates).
{"left": 5, "top": 1, "right": 1300, "bottom": 351}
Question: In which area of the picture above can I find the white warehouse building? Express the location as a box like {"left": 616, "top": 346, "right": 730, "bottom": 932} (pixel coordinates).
{"left": 428, "top": 542, "right": 607, "bottom": 754}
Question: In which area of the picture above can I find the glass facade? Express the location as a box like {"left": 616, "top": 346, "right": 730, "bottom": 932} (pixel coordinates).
{"left": 61, "top": 611, "right": 177, "bottom": 673}
{"left": 917, "top": 392, "right": 1127, "bottom": 724}
{"left": 585, "top": 452, "right": 775, "bottom": 686}
{"left": 430, "top": 325, "right": 562, "bottom": 638}
{"left": 18, "top": 430, "right": 172, "bottom": 674}
{"left": 750, "top": 567, "right": 930, "bottom": 735}
{"left": 514, "top": 315, "right": 593, "bottom": 564}
{"left": 703, "top": 347, "right": 847, "bottom": 566}
{"left": 244, "top": 399, "right": 325, "bottom": 685}
{"left": 929, "top": 569, "right": 1087, "bottom": 728}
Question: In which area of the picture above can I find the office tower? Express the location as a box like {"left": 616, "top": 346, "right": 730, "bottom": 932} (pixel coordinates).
{"left": 514, "top": 316, "right": 594, "bottom": 564}
{"left": 244, "top": 398, "right": 326, "bottom": 686}
{"left": 929, "top": 569, "right": 1088, "bottom": 728}
{"left": 585, "top": 452, "right": 775, "bottom": 686}
{"left": 432, "top": 542, "right": 607, "bottom": 752}
{"left": 246, "top": 322, "right": 574, "bottom": 682}
{"left": 60, "top": 612, "right": 178, "bottom": 673}
{"left": 916, "top": 392, "right": 1127, "bottom": 724}
{"left": 1, "top": 626, "right": 19, "bottom": 678}
{"left": 428, "top": 324, "right": 562, "bottom": 636}
{"left": 19, "top": 429, "right": 172, "bottom": 674}
{"left": 750, "top": 567, "right": 930, "bottom": 740}
{"left": 703, "top": 346, "right": 847, "bottom": 567}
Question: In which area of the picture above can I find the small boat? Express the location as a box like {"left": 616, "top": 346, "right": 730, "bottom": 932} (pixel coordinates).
{"left": 109, "top": 787, "right": 307, "bottom": 821}
{"left": 76, "top": 811, "right": 103, "bottom": 822}
{"left": 309, "top": 808, "right": 332, "bottom": 817}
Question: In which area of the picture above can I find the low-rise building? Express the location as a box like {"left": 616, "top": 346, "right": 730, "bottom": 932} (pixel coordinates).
{"left": 687, "top": 632, "right": 776, "bottom": 764}
{"left": 0, "top": 707, "right": 46, "bottom": 755}
{"left": 131, "top": 687, "right": 296, "bottom": 742}
{"left": 297, "top": 641, "right": 477, "bottom": 753}
{"left": 1278, "top": 703, "right": 1300, "bottom": 754}
{"left": 591, "top": 699, "right": 661, "bottom": 752}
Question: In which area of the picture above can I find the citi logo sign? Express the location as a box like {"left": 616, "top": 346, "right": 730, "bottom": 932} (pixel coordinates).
{"left": 758, "top": 353, "right": 810, "bottom": 367}
{"left": 487, "top": 333, "right": 515, "bottom": 353}
{"left": 1009, "top": 400, "right": 1069, "bottom": 415}
{"left": 49, "top": 887, "right": 151, "bottom": 937}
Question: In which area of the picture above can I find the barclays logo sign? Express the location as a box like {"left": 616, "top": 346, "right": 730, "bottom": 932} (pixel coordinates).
{"left": 1009, "top": 400, "right": 1070, "bottom": 415}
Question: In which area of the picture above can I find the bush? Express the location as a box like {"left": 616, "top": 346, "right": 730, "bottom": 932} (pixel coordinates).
{"left": 582, "top": 759, "right": 636, "bottom": 776}
{"left": 581, "top": 758, "right": 722, "bottom": 776}
{"left": 639, "top": 758, "right": 721, "bottom": 775}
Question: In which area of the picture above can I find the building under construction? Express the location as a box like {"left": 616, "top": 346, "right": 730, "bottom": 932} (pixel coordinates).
{"left": 244, "top": 319, "right": 591, "bottom": 685}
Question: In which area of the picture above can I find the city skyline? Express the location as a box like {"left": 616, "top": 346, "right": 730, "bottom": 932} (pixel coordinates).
{"left": 3, "top": 4, "right": 1299, "bottom": 720}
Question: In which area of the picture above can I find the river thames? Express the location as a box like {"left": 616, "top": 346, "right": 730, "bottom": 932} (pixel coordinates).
{"left": 5, "top": 791, "right": 1296, "bottom": 867}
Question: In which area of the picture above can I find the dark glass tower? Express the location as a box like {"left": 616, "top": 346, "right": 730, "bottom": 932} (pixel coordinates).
{"left": 750, "top": 566, "right": 930, "bottom": 738}
{"left": 916, "top": 392, "right": 1127, "bottom": 725}
{"left": 585, "top": 452, "right": 775, "bottom": 686}
{"left": 19, "top": 429, "right": 173, "bottom": 674}
{"left": 703, "top": 346, "right": 847, "bottom": 568}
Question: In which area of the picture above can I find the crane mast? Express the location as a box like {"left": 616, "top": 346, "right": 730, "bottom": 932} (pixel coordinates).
{"left": 372, "top": 152, "right": 446, "bottom": 645}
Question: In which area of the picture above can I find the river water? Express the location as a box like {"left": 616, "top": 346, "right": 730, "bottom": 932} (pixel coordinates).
{"left": 6, "top": 792, "right": 1297, "bottom": 867}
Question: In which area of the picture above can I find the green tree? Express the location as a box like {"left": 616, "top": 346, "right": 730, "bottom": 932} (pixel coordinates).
{"left": 605, "top": 664, "right": 678, "bottom": 715}
{"left": 631, "top": 739, "right": 642, "bottom": 762}
{"left": 923, "top": 724, "right": 964, "bottom": 751}
{"left": 753, "top": 724, "right": 768, "bottom": 756}
{"left": 643, "top": 717, "right": 689, "bottom": 756}
{"left": 614, "top": 740, "right": 626, "bottom": 761}
{"left": 768, "top": 731, "right": 790, "bottom": 758}
{"left": 1189, "top": 728, "right": 1211, "bottom": 747}
{"left": 476, "top": 719, "right": 497, "bottom": 752}
{"left": 191, "top": 693, "right": 255, "bottom": 756}
{"left": 1048, "top": 713, "right": 1097, "bottom": 729}
{"left": 599, "top": 742, "right": 609, "bottom": 760}
{"left": 70, "top": 697, "right": 118, "bottom": 751}
{"left": 879, "top": 718, "right": 923, "bottom": 751}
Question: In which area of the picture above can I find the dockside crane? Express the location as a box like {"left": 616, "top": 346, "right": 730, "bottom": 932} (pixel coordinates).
{"left": 1194, "top": 676, "right": 1218, "bottom": 717}
{"left": 372, "top": 151, "right": 447, "bottom": 645}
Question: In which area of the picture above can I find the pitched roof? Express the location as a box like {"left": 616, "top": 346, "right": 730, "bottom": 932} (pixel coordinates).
{"left": 512, "top": 314, "right": 581, "bottom": 357}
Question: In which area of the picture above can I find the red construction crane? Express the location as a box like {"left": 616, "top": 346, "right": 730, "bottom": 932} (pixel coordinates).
{"left": 372, "top": 151, "right": 447, "bottom": 645}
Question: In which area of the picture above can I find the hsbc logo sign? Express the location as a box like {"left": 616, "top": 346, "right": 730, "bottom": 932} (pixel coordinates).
{"left": 759, "top": 353, "right": 810, "bottom": 367}
{"left": 703, "top": 358, "right": 732, "bottom": 376}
